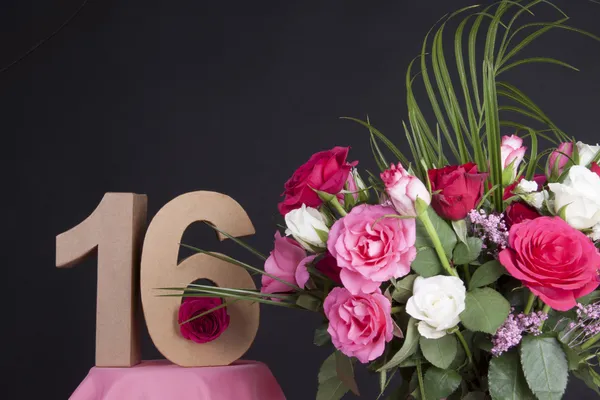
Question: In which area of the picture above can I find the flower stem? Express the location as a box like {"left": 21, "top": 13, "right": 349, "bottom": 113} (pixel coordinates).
{"left": 416, "top": 359, "right": 426, "bottom": 400}
{"left": 454, "top": 329, "right": 474, "bottom": 366}
{"left": 391, "top": 306, "right": 404, "bottom": 314}
{"left": 581, "top": 331, "right": 600, "bottom": 351}
{"left": 328, "top": 197, "right": 347, "bottom": 217}
{"left": 538, "top": 303, "right": 551, "bottom": 330}
{"left": 462, "top": 264, "right": 471, "bottom": 282}
{"left": 524, "top": 291, "right": 537, "bottom": 314}
{"left": 418, "top": 211, "right": 458, "bottom": 277}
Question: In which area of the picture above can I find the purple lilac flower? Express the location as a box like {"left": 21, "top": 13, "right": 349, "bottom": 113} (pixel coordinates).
{"left": 560, "top": 301, "right": 600, "bottom": 347}
{"left": 491, "top": 309, "right": 548, "bottom": 356}
{"left": 468, "top": 209, "right": 509, "bottom": 253}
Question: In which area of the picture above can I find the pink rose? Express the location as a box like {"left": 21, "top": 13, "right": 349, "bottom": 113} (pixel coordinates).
{"left": 278, "top": 147, "right": 357, "bottom": 215}
{"left": 261, "top": 232, "right": 309, "bottom": 294}
{"left": 324, "top": 287, "right": 393, "bottom": 363}
{"left": 178, "top": 297, "right": 230, "bottom": 344}
{"left": 547, "top": 142, "right": 573, "bottom": 176}
{"left": 381, "top": 163, "right": 431, "bottom": 216}
{"left": 499, "top": 217, "right": 600, "bottom": 311}
{"left": 501, "top": 135, "right": 527, "bottom": 182}
{"left": 327, "top": 204, "right": 417, "bottom": 294}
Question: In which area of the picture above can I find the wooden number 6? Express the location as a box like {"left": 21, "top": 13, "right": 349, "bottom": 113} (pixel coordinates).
{"left": 141, "top": 191, "right": 260, "bottom": 367}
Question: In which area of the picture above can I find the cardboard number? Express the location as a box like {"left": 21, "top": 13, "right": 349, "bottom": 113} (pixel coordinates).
{"left": 56, "top": 193, "right": 147, "bottom": 367}
{"left": 141, "top": 191, "right": 260, "bottom": 367}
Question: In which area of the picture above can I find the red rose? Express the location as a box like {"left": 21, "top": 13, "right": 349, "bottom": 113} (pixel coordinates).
{"left": 499, "top": 217, "right": 600, "bottom": 311}
{"left": 592, "top": 162, "right": 600, "bottom": 177}
{"left": 427, "top": 163, "right": 488, "bottom": 220}
{"left": 316, "top": 252, "right": 342, "bottom": 284}
{"left": 504, "top": 202, "right": 541, "bottom": 227}
{"left": 178, "top": 297, "right": 230, "bottom": 343}
{"left": 503, "top": 174, "right": 546, "bottom": 200}
{"left": 278, "top": 147, "right": 357, "bottom": 215}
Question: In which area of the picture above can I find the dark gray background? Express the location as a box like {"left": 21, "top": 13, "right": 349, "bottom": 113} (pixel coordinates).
{"left": 3, "top": 0, "right": 599, "bottom": 398}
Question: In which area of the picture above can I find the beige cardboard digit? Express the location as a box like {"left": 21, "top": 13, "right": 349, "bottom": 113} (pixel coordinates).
{"left": 141, "top": 191, "right": 259, "bottom": 367}
{"left": 56, "top": 193, "right": 147, "bottom": 367}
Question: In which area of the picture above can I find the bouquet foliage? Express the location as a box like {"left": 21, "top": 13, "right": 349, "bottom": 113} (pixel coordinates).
{"left": 166, "top": 1, "right": 600, "bottom": 399}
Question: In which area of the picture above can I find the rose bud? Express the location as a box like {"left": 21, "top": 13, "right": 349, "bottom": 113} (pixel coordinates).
{"left": 547, "top": 142, "right": 573, "bottom": 177}
{"left": 500, "top": 135, "right": 527, "bottom": 185}
{"left": 427, "top": 163, "right": 488, "bottom": 221}
{"left": 284, "top": 204, "right": 329, "bottom": 251}
{"left": 380, "top": 163, "right": 431, "bottom": 217}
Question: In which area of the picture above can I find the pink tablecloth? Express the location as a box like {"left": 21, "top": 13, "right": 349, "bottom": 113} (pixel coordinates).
{"left": 70, "top": 360, "right": 286, "bottom": 400}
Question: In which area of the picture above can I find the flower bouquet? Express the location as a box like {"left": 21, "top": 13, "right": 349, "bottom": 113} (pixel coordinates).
{"left": 166, "top": 1, "right": 600, "bottom": 399}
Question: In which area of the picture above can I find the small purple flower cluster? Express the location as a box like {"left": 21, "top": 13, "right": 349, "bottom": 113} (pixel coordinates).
{"left": 491, "top": 309, "right": 548, "bottom": 356}
{"left": 468, "top": 209, "right": 509, "bottom": 252}
{"left": 565, "top": 302, "right": 600, "bottom": 343}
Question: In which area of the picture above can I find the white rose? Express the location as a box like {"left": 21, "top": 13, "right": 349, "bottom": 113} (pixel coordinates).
{"left": 590, "top": 224, "right": 600, "bottom": 241}
{"left": 523, "top": 191, "right": 545, "bottom": 209}
{"left": 284, "top": 204, "right": 329, "bottom": 250}
{"left": 515, "top": 179, "right": 538, "bottom": 194}
{"left": 548, "top": 166, "right": 600, "bottom": 230}
{"left": 577, "top": 141, "right": 600, "bottom": 167}
{"left": 406, "top": 276, "right": 466, "bottom": 339}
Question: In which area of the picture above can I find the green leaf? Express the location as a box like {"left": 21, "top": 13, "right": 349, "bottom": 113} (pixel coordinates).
{"left": 314, "top": 325, "right": 330, "bottom": 346}
{"left": 423, "top": 367, "right": 462, "bottom": 399}
{"left": 416, "top": 207, "right": 457, "bottom": 258}
{"left": 469, "top": 260, "right": 506, "bottom": 290}
{"left": 419, "top": 334, "right": 458, "bottom": 369}
{"left": 578, "top": 290, "right": 600, "bottom": 305}
{"left": 314, "top": 227, "right": 330, "bottom": 244}
{"left": 392, "top": 274, "right": 417, "bottom": 303}
{"left": 573, "top": 364, "right": 600, "bottom": 395}
{"left": 411, "top": 247, "right": 443, "bottom": 277}
{"left": 378, "top": 317, "right": 420, "bottom": 371}
{"left": 453, "top": 237, "right": 483, "bottom": 265}
{"left": 460, "top": 288, "right": 511, "bottom": 334}
{"left": 317, "top": 353, "right": 349, "bottom": 400}
{"left": 488, "top": 352, "right": 535, "bottom": 400}
{"left": 520, "top": 336, "right": 568, "bottom": 400}
{"left": 296, "top": 294, "right": 321, "bottom": 311}
{"left": 452, "top": 219, "right": 468, "bottom": 243}
{"left": 335, "top": 352, "right": 360, "bottom": 396}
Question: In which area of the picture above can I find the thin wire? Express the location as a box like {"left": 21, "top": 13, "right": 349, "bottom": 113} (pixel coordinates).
{"left": 0, "top": 0, "right": 90, "bottom": 74}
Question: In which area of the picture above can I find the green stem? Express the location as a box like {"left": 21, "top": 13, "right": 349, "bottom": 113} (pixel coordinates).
{"left": 582, "top": 332, "right": 600, "bottom": 351}
{"left": 454, "top": 329, "right": 474, "bottom": 366}
{"left": 329, "top": 197, "right": 347, "bottom": 217}
{"left": 538, "top": 304, "right": 551, "bottom": 330}
{"left": 416, "top": 359, "right": 427, "bottom": 400}
{"left": 391, "top": 306, "right": 404, "bottom": 314}
{"left": 524, "top": 291, "right": 537, "bottom": 314}
{"left": 462, "top": 264, "right": 471, "bottom": 282}
{"left": 418, "top": 211, "right": 458, "bottom": 277}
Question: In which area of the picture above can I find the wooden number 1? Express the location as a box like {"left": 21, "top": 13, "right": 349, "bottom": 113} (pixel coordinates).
{"left": 56, "top": 193, "right": 147, "bottom": 367}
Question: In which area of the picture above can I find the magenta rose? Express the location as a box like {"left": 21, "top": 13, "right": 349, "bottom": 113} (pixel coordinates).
{"left": 316, "top": 252, "right": 342, "bottom": 284}
{"left": 428, "top": 163, "right": 488, "bottom": 221}
{"left": 592, "top": 162, "right": 600, "bottom": 177}
{"left": 278, "top": 147, "right": 357, "bottom": 215}
{"left": 504, "top": 202, "right": 541, "bottom": 228}
{"left": 499, "top": 217, "right": 600, "bottom": 311}
{"left": 324, "top": 287, "right": 393, "bottom": 363}
{"left": 327, "top": 204, "right": 416, "bottom": 294}
{"left": 261, "top": 231, "right": 310, "bottom": 295}
{"left": 178, "top": 297, "right": 230, "bottom": 344}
